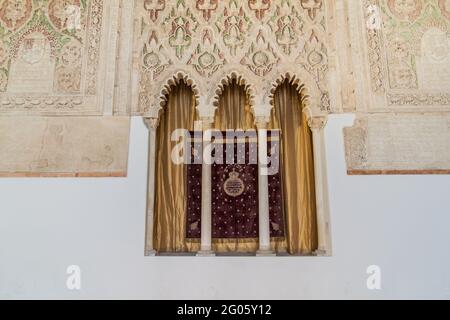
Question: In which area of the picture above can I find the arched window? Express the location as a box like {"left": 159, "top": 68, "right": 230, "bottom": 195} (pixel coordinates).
{"left": 270, "top": 80, "right": 318, "bottom": 255}
{"left": 153, "top": 80, "right": 198, "bottom": 253}
{"left": 145, "top": 78, "right": 328, "bottom": 256}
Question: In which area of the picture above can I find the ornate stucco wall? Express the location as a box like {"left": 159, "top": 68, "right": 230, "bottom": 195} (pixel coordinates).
{"left": 0, "top": 0, "right": 129, "bottom": 176}
{"left": 0, "top": 0, "right": 119, "bottom": 115}
{"left": 129, "top": 0, "right": 332, "bottom": 118}
{"left": 0, "top": 0, "right": 449, "bottom": 176}
{"left": 343, "top": 0, "right": 450, "bottom": 174}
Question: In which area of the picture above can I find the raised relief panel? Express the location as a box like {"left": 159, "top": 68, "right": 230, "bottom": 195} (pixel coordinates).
{"left": 363, "top": 0, "right": 450, "bottom": 110}
{"left": 0, "top": 0, "right": 118, "bottom": 116}
{"left": 345, "top": 114, "right": 450, "bottom": 174}
{"left": 419, "top": 27, "right": 450, "bottom": 91}
{"left": 8, "top": 31, "right": 55, "bottom": 93}
{"left": 131, "top": 0, "right": 332, "bottom": 115}
{"left": 343, "top": 0, "right": 450, "bottom": 174}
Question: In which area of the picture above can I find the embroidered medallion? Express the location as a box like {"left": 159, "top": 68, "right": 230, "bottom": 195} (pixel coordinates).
{"left": 223, "top": 170, "right": 245, "bottom": 197}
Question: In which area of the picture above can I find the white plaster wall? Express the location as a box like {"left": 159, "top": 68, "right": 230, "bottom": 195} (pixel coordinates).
{"left": 0, "top": 115, "right": 449, "bottom": 300}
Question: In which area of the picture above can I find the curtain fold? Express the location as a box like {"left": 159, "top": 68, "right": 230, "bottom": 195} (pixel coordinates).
{"left": 153, "top": 82, "right": 200, "bottom": 252}
{"left": 270, "top": 81, "right": 318, "bottom": 255}
{"left": 212, "top": 80, "right": 286, "bottom": 253}
{"left": 214, "top": 81, "right": 255, "bottom": 131}
{"left": 152, "top": 79, "right": 318, "bottom": 255}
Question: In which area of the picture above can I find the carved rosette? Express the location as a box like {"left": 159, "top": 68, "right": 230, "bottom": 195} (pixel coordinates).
{"left": 240, "top": 29, "right": 280, "bottom": 77}
{"left": 296, "top": 30, "right": 328, "bottom": 83}
{"left": 188, "top": 28, "right": 226, "bottom": 77}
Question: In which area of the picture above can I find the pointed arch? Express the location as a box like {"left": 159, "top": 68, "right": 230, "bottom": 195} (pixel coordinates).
{"left": 266, "top": 71, "right": 322, "bottom": 114}
{"left": 210, "top": 70, "right": 257, "bottom": 109}
{"left": 143, "top": 70, "right": 203, "bottom": 118}
{"left": 159, "top": 71, "right": 201, "bottom": 108}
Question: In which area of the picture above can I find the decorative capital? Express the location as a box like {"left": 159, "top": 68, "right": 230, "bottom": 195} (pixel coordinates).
{"left": 307, "top": 116, "right": 328, "bottom": 130}
{"left": 144, "top": 117, "right": 160, "bottom": 130}
{"left": 302, "top": 106, "right": 327, "bottom": 130}
{"left": 143, "top": 104, "right": 162, "bottom": 119}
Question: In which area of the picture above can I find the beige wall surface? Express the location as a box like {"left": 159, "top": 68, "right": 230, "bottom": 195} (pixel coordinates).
{"left": 345, "top": 113, "right": 450, "bottom": 174}
{"left": 0, "top": 116, "right": 130, "bottom": 177}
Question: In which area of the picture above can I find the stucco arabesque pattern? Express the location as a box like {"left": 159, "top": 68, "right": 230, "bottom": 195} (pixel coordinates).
{"left": 136, "top": 0, "right": 331, "bottom": 121}
{"left": 365, "top": 0, "right": 450, "bottom": 107}
{"left": 0, "top": 0, "right": 104, "bottom": 113}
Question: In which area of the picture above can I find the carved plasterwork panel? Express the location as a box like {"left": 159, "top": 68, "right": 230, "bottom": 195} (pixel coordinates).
{"left": 0, "top": 0, "right": 114, "bottom": 116}
{"left": 344, "top": 113, "right": 450, "bottom": 174}
{"left": 133, "top": 0, "right": 332, "bottom": 117}
{"left": 344, "top": 118, "right": 369, "bottom": 170}
{"left": 364, "top": 0, "right": 450, "bottom": 109}
{"left": 0, "top": 116, "right": 130, "bottom": 177}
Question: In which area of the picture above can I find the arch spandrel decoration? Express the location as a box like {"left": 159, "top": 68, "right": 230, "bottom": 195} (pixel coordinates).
{"left": 133, "top": 0, "right": 332, "bottom": 118}
{"left": 208, "top": 69, "right": 258, "bottom": 118}
{"left": 258, "top": 68, "right": 329, "bottom": 121}
{"left": 142, "top": 70, "right": 205, "bottom": 119}
{"left": 211, "top": 70, "right": 257, "bottom": 108}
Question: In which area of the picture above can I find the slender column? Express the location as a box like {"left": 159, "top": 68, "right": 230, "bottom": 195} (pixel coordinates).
{"left": 197, "top": 118, "right": 215, "bottom": 256}
{"left": 308, "top": 116, "right": 329, "bottom": 256}
{"left": 144, "top": 117, "right": 159, "bottom": 256}
{"left": 256, "top": 119, "right": 275, "bottom": 256}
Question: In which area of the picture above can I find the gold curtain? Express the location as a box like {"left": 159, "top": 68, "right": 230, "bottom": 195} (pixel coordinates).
{"left": 212, "top": 80, "right": 286, "bottom": 253}
{"left": 214, "top": 80, "right": 255, "bottom": 130}
{"left": 153, "top": 81, "right": 200, "bottom": 252}
{"left": 153, "top": 79, "right": 318, "bottom": 255}
{"left": 270, "top": 80, "right": 318, "bottom": 255}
